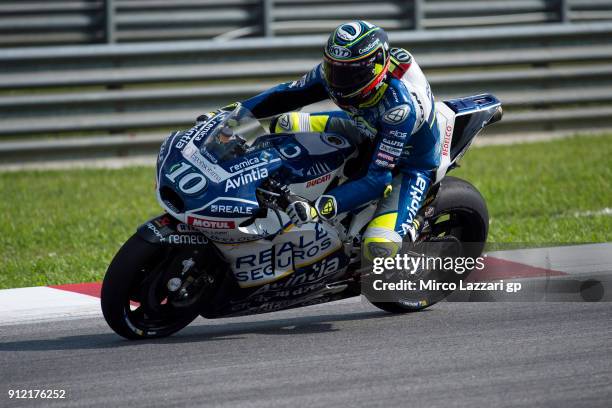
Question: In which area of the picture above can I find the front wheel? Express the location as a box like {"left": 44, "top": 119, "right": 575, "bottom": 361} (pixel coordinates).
{"left": 370, "top": 176, "right": 489, "bottom": 313}
{"left": 101, "top": 234, "right": 203, "bottom": 340}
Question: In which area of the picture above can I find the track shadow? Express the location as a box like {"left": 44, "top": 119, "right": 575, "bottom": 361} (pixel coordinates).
{"left": 0, "top": 309, "right": 425, "bottom": 352}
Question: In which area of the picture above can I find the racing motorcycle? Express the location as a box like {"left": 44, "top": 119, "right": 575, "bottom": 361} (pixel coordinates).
{"left": 101, "top": 94, "right": 502, "bottom": 339}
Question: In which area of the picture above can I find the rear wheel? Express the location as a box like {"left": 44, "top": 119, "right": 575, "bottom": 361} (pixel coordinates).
{"left": 370, "top": 176, "right": 488, "bottom": 313}
{"left": 101, "top": 234, "right": 206, "bottom": 340}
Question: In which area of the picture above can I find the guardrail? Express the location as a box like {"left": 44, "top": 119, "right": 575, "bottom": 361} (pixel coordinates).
{"left": 1, "top": 23, "right": 611, "bottom": 163}
{"left": 2, "top": 0, "right": 612, "bottom": 47}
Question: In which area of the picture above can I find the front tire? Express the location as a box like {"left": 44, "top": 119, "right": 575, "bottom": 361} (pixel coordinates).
{"left": 370, "top": 176, "right": 489, "bottom": 313}
{"left": 101, "top": 234, "right": 200, "bottom": 340}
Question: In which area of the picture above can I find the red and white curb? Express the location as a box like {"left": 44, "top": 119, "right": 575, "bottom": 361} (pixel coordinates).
{"left": 1, "top": 243, "right": 610, "bottom": 326}
{"left": 0, "top": 284, "right": 101, "bottom": 326}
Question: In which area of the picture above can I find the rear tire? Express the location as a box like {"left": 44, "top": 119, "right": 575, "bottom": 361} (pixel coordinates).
{"left": 370, "top": 176, "right": 488, "bottom": 313}
{"left": 101, "top": 234, "right": 200, "bottom": 340}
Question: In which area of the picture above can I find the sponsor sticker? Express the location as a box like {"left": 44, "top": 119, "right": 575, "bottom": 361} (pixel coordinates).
{"left": 229, "top": 157, "right": 260, "bottom": 173}
{"left": 177, "top": 223, "right": 201, "bottom": 233}
{"left": 336, "top": 22, "right": 362, "bottom": 41}
{"left": 379, "top": 143, "right": 402, "bottom": 156}
{"left": 278, "top": 114, "right": 291, "bottom": 130}
{"left": 193, "top": 114, "right": 226, "bottom": 142}
{"left": 210, "top": 204, "right": 254, "bottom": 215}
{"left": 389, "top": 88, "right": 400, "bottom": 103}
{"left": 382, "top": 138, "right": 404, "bottom": 147}
{"left": 441, "top": 124, "right": 453, "bottom": 157}
{"left": 390, "top": 48, "right": 412, "bottom": 63}
{"left": 389, "top": 129, "right": 408, "bottom": 138}
{"left": 175, "top": 131, "right": 195, "bottom": 150}
{"left": 382, "top": 105, "right": 410, "bottom": 125}
{"left": 306, "top": 173, "right": 332, "bottom": 188}
{"left": 183, "top": 147, "right": 224, "bottom": 183}
{"left": 174, "top": 115, "right": 227, "bottom": 150}
{"left": 377, "top": 152, "right": 395, "bottom": 162}
{"left": 279, "top": 144, "right": 302, "bottom": 159}
{"left": 410, "top": 91, "right": 426, "bottom": 126}
{"left": 224, "top": 167, "right": 268, "bottom": 192}
{"left": 375, "top": 159, "right": 392, "bottom": 168}
{"left": 328, "top": 45, "right": 351, "bottom": 59}
{"left": 168, "top": 234, "right": 208, "bottom": 245}
{"left": 146, "top": 223, "right": 166, "bottom": 242}
{"left": 233, "top": 223, "right": 336, "bottom": 286}
{"left": 154, "top": 216, "right": 172, "bottom": 227}
{"left": 200, "top": 148, "right": 218, "bottom": 164}
{"left": 402, "top": 174, "right": 428, "bottom": 228}
{"left": 273, "top": 258, "right": 341, "bottom": 292}
{"left": 358, "top": 39, "right": 380, "bottom": 56}
{"left": 187, "top": 216, "right": 235, "bottom": 229}
{"left": 319, "top": 197, "right": 337, "bottom": 217}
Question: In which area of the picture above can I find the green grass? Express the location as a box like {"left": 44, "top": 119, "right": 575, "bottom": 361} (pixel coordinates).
{"left": 0, "top": 168, "right": 161, "bottom": 289}
{"left": 1, "top": 134, "right": 611, "bottom": 289}
{"left": 453, "top": 134, "right": 612, "bottom": 243}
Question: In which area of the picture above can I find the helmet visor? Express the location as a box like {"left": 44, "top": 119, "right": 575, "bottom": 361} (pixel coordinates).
{"left": 323, "top": 51, "right": 385, "bottom": 96}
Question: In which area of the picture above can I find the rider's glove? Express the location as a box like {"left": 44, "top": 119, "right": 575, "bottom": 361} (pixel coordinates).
{"left": 286, "top": 195, "right": 337, "bottom": 226}
{"left": 286, "top": 200, "right": 318, "bottom": 226}
{"left": 196, "top": 102, "right": 240, "bottom": 125}
{"left": 195, "top": 111, "right": 217, "bottom": 125}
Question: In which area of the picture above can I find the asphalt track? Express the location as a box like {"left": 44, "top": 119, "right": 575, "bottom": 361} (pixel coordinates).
{"left": 1, "top": 298, "right": 611, "bottom": 407}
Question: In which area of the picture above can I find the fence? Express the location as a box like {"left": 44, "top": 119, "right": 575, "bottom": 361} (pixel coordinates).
{"left": 1, "top": 22, "right": 611, "bottom": 162}
{"left": 2, "top": 1, "right": 612, "bottom": 47}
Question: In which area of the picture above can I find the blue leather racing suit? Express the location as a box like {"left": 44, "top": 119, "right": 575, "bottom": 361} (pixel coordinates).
{"left": 242, "top": 48, "right": 441, "bottom": 258}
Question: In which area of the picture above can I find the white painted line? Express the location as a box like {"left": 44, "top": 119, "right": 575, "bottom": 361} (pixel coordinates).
{"left": 572, "top": 208, "right": 612, "bottom": 217}
{"left": 0, "top": 155, "right": 156, "bottom": 172}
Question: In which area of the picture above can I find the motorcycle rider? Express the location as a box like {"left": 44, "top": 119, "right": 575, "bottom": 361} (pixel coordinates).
{"left": 204, "top": 21, "right": 441, "bottom": 260}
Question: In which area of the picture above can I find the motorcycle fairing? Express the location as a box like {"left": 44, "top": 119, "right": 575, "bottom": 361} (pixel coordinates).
{"left": 250, "top": 131, "right": 357, "bottom": 201}
{"left": 445, "top": 94, "right": 502, "bottom": 162}
{"left": 434, "top": 94, "right": 502, "bottom": 183}
{"left": 156, "top": 111, "right": 357, "bottom": 244}
{"left": 217, "top": 221, "right": 345, "bottom": 288}
{"left": 157, "top": 119, "right": 284, "bottom": 243}
{"left": 209, "top": 248, "right": 353, "bottom": 317}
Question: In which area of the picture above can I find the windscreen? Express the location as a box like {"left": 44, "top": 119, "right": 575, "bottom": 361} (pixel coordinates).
{"left": 200, "top": 105, "right": 267, "bottom": 162}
